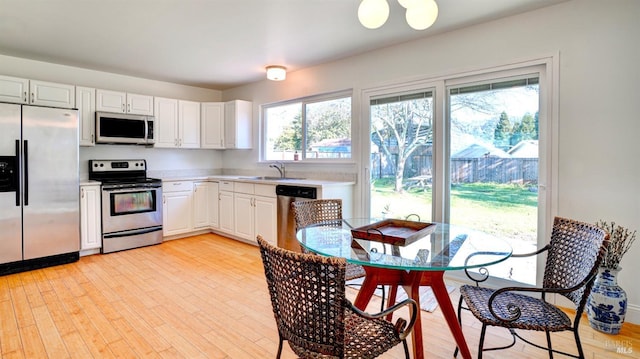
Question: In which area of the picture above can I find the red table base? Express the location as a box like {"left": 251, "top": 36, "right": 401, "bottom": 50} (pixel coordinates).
{"left": 353, "top": 268, "right": 472, "bottom": 359}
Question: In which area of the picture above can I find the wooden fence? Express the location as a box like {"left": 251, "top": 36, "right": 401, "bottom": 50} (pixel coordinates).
{"left": 371, "top": 154, "right": 538, "bottom": 184}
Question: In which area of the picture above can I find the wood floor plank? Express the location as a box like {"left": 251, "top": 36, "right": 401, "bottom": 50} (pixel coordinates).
{"left": 0, "top": 299, "right": 22, "bottom": 356}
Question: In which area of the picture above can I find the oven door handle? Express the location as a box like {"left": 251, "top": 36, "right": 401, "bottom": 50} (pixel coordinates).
{"left": 102, "top": 185, "right": 161, "bottom": 192}
{"left": 103, "top": 226, "right": 163, "bottom": 239}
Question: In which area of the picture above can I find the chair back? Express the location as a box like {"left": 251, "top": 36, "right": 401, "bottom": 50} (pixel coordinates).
{"left": 543, "top": 217, "right": 609, "bottom": 308}
{"left": 257, "top": 235, "right": 348, "bottom": 357}
{"left": 292, "top": 199, "right": 342, "bottom": 232}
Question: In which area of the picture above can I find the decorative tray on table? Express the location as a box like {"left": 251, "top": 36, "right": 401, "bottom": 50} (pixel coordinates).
{"left": 350, "top": 219, "right": 436, "bottom": 246}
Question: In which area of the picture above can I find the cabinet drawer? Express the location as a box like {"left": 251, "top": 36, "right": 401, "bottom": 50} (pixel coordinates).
{"left": 219, "top": 180, "right": 235, "bottom": 192}
{"left": 234, "top": 182, "right": 254, "bottom": 194}
{"left": 254, "top": 184, "right": 276, "bottom": 197}
{"left": 163, "top": 181, "right": 193, "bottom": 192}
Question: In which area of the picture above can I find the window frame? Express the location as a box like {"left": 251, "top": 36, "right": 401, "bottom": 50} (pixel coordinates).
{"left": 261, "top": 89, "right": 353, "bottom": 163}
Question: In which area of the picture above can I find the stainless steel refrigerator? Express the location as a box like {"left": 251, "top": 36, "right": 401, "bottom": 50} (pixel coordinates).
{"left": 0, "top": 103, "right": 79, "bottom": 273}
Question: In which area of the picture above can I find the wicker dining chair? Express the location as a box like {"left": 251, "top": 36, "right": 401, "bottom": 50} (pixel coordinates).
{"left": 291, "top": 199, "right": 367, "bottom": 281}
{"left": 257, "top": 235, "right": 417, "bottom": 359}
{"left": 455, "top": 216, "right": 609, "bottom": 359}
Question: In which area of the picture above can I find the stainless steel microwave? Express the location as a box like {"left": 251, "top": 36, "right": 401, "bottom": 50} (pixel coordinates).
{"left": 95, "top": 112, "right": 155, "bottom": 145}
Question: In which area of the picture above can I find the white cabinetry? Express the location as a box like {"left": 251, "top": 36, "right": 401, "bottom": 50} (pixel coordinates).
{"left": 193, "top": 181, "right": 219, "bottom": 229}
{"left": 154, "top": 97, "right": 200, "bottom": 148}
{"left": 178, "top": 100, "right": 201, "bottom": 148}
{"left": 80, "top": 183, "right": 101, "bottom": 254}
{"left": 201, "top": 102, "right": 224, "bottom": 149}
{"left": 162, "top": 181, "right": 194, "bottom": 236}
{"left": 224, "top": 100, "right": 252, "bottom": 149}
{"left": 232, "top": 182, "right": 276, "bottom": 245}
{"left": 96, "top": 89, "right": 153, "bottom": 115}
{"left": 218, "top": 180, "right": 235, "bottom": 235}
{"left": 0, "top": 75, "right": 75, "bottom": 108}
{"left": 76, "top": 86, "right": 96, "bottom": 146}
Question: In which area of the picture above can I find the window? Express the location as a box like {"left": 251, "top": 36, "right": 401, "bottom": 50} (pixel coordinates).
{"left": 263, "top": 91, "right": 352, "bottom": 161}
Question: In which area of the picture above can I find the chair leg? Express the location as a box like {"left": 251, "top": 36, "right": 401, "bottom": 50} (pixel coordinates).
{"left": 379, "top": 285, "right": 387, "bottom": 312}
{"left": 478, "top": 324, "right": 488, "bottom": 359}
{"left": 276, "top": 335, "right": 284, "bottom": 359}
{"left": 574, "top": 328, "right": 585, "bottom": 359}
{"left": 402, "top": 339, "right": 410, "bottom": 359}
{"left": 545, "top": 330, "right": 553, "bottom": 358}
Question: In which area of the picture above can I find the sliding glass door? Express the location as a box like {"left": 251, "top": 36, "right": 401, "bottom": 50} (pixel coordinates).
{"left": 363, "top": 63, "right": 551, "bottom": 285}
{"left": 446, "top": 75, "right": 541, "bottom": 284}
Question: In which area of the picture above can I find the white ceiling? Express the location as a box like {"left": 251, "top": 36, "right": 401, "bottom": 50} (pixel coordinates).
{"left": 0, "top": 0, "right": 566, "bottom": 90}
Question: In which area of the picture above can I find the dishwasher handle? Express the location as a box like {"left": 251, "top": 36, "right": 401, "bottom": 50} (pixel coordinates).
{"left": 275, "top": 185, "right": 317, "bottom": 199}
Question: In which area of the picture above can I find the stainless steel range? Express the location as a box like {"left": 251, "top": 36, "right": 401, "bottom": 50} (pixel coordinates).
{"left": 89, "top": 159, "right": 163, "bottom": 254}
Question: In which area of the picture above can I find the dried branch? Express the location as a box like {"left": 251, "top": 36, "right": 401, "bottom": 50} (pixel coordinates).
{"left": 596, "top": 220, "right": 637, "bottom": 269}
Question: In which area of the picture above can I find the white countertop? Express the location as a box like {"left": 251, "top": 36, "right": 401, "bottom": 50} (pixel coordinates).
{"left": 160, "top": 175, "right": 355, "bottom": 187}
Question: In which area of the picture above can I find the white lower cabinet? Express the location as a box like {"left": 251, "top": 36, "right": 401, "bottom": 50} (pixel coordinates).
{"left": 218, "top": 180, "right": 235, "bottom": 235}
{"left": 162, "top": 181, "right": 194, "bottom": 236}
{"left": 193, "top": 181, "right": 219, "bottom": 229}
{"left": 232, "top": 183, "right": 276, "bottom": 245}
{"left": 159, "top": 179, "right": 278, "bottom": 246}
{"left": 254, "top": 194, "right": 277, "bottom": 246}
{"left": 80, "top": 183, "right": 101, "bottom": 253}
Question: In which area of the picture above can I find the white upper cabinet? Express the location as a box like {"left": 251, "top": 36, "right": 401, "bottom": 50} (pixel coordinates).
{"left": 96, "top": 89, "right": 153, "bottom": 115}
{"left": 76, "top": 86, "right": 96, "bottom": 146}
{"left": 201, "top": 102, "right": 224, "bottom": 149}
{"left": 178, "top": 100, "right": 200, "bottom": 148}
{"left": 154, "top": 97, "right": 200, "bottom": 148}
{"left": 0, "top": 76, "right": 75, "bottom": 108}
{"left": 154, "top": 97, "right": 179, "bottom": 148}
{"left": 224, "top": 100, "right": 252, "bottom": 149}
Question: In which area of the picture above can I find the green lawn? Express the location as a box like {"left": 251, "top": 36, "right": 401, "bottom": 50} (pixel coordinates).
{"left": 371, "top": 179, "right": 538, "bottom": 243}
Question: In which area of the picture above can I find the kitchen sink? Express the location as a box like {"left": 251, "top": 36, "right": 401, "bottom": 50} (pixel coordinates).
{"left": 239, "top": 176, "right": 305, "bottom": 181}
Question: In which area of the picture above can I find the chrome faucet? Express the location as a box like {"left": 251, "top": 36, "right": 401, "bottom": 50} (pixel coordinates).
{"left": 269, "top": 162, "right": 285, "bottom": 178}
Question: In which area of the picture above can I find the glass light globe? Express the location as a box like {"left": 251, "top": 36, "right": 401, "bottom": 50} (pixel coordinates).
{"left": 405, "top": 0, "right": 438, "bottom": 30}
{"left": 358, "top": 0, "right": 390, "bottom": 29}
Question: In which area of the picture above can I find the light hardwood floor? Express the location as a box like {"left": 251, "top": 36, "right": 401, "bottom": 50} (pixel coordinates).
{"left": 1, "top": 233, "right": 638, "bottom": 358}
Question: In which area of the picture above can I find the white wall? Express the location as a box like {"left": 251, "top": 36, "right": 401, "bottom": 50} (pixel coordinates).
{"left": 1, "top": 54, "right": 225, "bottom": 176}
{"left": 223, "top": 0, "right": 640, "bottom": 324}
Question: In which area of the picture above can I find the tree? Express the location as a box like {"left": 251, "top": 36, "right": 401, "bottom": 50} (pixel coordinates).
{"left": 272, "top": 113, "right": 302, "bottom": 151}
{"left": 494, "top": 111, "right": 512, "bottom": 149}
{"left": 508, "top": 112, "right": 538, "bottom": 146}
{"left": 371, "top": 97, "right": 432, "bottom": 192}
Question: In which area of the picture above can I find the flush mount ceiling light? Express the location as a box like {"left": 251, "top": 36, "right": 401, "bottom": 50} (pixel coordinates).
{"left": 266, "top": 65, "right": 287, "bottom": 81}
{"left": 358, "top": 0, "right": 438, "bottom": 30}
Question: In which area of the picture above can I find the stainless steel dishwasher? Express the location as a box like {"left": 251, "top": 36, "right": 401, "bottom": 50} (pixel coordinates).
{"left": 275, "top": 184, "right": 317, "bottom": 252}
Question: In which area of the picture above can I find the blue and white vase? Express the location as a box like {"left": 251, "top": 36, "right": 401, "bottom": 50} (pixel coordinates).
{"left": 586, "top": 267, "right": 627, "bottom": 334}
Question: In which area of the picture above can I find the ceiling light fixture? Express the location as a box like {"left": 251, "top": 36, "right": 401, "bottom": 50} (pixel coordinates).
{"left": 266, "top": 65, "right": 287, "bottom": 81}
{"left": 358, "top": 0, "right": 438, "bottom": 31}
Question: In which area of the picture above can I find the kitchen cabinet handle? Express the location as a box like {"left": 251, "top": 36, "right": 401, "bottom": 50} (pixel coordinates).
{"left": 127, "top": 103, "right": 131, "bottom": 112}
{"left": 163, "top": 195, "right": 166, "bottom": 204}
{"left": 81, "top": 188, "right": 85, "bottom": 198}
{"left": 122, "top": 103, "right": 125, "bottom": 112}
{"left": 23, "top": 91, "right": 27, "bottom": 102}
{"left": 218, "top": 193, "right": 221, "bottom": 200}
{"left": 30, "top": 92, "right": 34, "bottom": 103}
{"left": 91, "top": 134, "right": 94, "bottom": 143}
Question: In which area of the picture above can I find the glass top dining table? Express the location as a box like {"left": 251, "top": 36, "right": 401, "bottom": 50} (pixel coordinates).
{"left": 297, "top": 219, "right": 512, "bottom": 359}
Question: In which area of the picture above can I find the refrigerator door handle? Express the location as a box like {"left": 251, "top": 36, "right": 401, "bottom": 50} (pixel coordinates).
{"left": 23, "top": 140, "right": 28, "bottom": 206}
{"left": 15, "top": 139, "right": 20, "bottom": 206}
